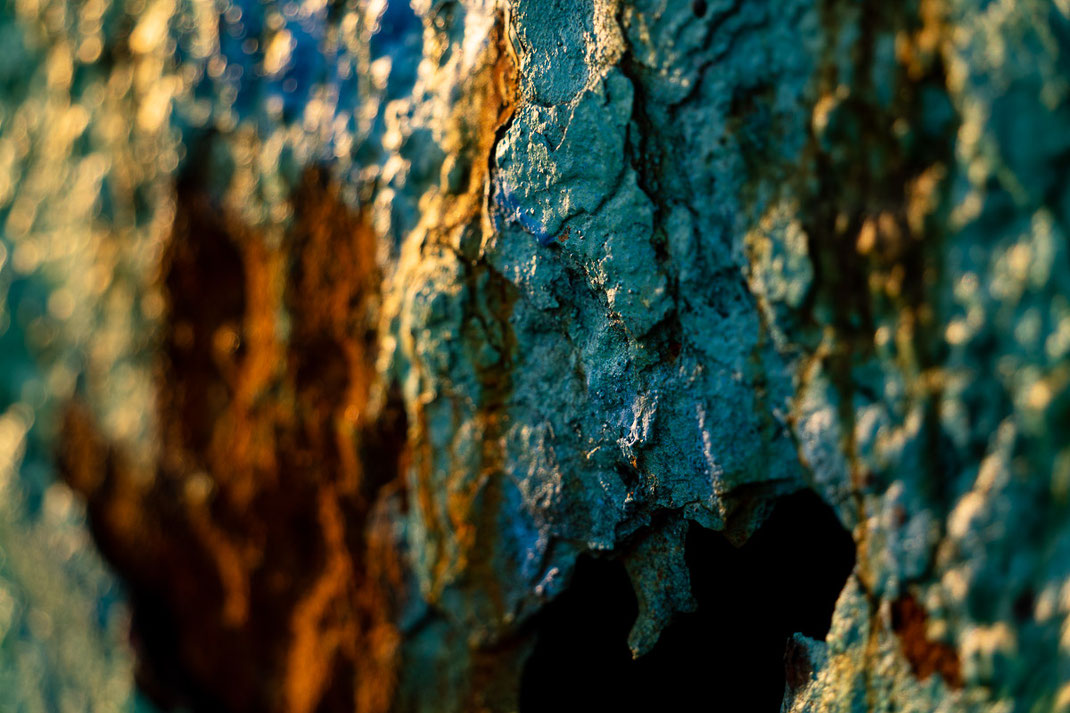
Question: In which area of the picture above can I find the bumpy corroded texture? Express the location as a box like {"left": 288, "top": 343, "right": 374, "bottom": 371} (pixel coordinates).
{"left": 2, "top": 0, "right": 1070, "bottom": 711}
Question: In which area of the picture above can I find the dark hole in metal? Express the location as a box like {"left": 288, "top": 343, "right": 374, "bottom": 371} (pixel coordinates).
{"left": 518, "top": 490, "right": 855, "bottom": 712}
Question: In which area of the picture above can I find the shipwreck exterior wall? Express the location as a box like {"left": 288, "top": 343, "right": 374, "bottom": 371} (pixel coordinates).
{"left": 1, "top": 0, "right": 1070, "bottom": 711}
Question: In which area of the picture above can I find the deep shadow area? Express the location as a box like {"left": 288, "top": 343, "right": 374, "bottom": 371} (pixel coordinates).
{"left": 518, "top": 490, "right": 856, "bottom": 712}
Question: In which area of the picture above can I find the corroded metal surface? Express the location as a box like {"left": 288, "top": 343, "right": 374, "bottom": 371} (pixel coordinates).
{"left": 1, "top": 0, "right": 1069, "bottom": 711}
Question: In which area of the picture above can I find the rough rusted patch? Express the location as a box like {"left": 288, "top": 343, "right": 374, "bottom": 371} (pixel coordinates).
{"left": 892, "top": 593, "right": 963, "bottom": 689}
{"left": 477, "top": 14, "right": 519, "bottom": 194}
{"left": 60, "top": 163, "right": 410, "bottom": 713}
{"left": 403, "top": 10, "right": 520, "bottom": 614}
{"left": 427, "top": 11, "right": 518, "bottom": 244}
{"left": 453, "top": 15, "right": 521, "bottom": 626}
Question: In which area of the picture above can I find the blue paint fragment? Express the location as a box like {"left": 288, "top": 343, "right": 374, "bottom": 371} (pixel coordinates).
{"left": 494, "top": 175, "right": 556, "bottom": 246}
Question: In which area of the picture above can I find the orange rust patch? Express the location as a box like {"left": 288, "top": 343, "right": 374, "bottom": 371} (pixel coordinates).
{"left": 477, "top": 14, "right": 519, "bottom": 188}
{"left": 456, "top": 16, "right": 521, "bottom": 629}
{"left": 428, "top": 11, "right": 518, "bottom": 239}
{"left": 891, "top": 593, "right": 963, "bottom": 690}
{"left": 62, "top": 13, "right": 522, "bottom": 713}
{"left": 61, "top": 166, "right": 409, "bottom": 713}
{"left": 403, "top": 11, "right": 521, "bottom": 614}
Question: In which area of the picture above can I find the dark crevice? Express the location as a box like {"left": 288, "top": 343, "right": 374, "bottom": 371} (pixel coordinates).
{"left": 518, "top": 490, "right": 855, "bottom": 712}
